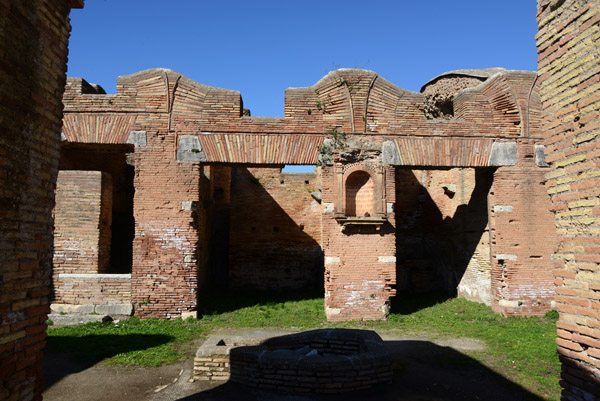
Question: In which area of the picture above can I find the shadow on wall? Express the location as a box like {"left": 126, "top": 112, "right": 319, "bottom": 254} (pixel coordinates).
{"left": 217, "top": 167, "right": 323, "bottom": 290}
{"left": 43, "top": 333, "right": 173, "bottom": 390}
{"left": 395, "top": 168, "right": 492, "bottom": 300}
{"left": 176, "top": 339, "right": 544, "bottom": 401}
{"left": 58, "top": 143, "right": 136, "bottom": 274}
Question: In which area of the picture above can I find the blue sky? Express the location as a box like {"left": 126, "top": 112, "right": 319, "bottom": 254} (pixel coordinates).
{"left": 67, "top": 1, "right": 539, "bottom": 118}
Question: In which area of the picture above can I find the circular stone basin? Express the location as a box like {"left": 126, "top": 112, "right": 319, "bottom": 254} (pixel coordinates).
{"left": 228, "top": 328, "right": 392, "bottom": 393}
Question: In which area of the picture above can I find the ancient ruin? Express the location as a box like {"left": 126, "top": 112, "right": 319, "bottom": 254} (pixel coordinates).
{"left": 53, "top": 67, "right": 557, "bottom": 321}
{"left": 2, "top": 1, "right": 599, "bottom": 399}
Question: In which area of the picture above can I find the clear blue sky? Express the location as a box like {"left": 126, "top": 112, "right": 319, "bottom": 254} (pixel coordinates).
{"left": 67, "top": 0, "right": 539, "bottom": 118}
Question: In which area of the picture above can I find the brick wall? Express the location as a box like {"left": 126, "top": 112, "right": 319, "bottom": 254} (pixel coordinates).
{"left": 228, "top": 167, "right": 322, "bottom": 289}
{"left": 322, "top": 165, "right": 397, "bottom": 321}
{"left": 53, "top": 170, "right": 113, "bottom": 276}
{"left": 488, "top": 143, "right": 557, "bottom": 316}
{"left": 537, "top": 0, "right": 600, "bottom": 398}
{"left": 422, "top": 75, "right": 485, "bottom": 119}
{"left": 345, "top": 171, "right": 376, "bottom": 216}
{"left": 132, "top": 128, "right": 211, "bottom": 318}
{"left": 395, "top": 168, "right": 492, "bottom": 303}
{"left": 62, "top": 66, "right": 558, "bottom": 321}
{"left": 0, "top": 1, "right": 82, "bottom": 399}
{"left": 53, "top": 274, "right": 131, "bottom": 305}
{"left": 59, "top": 147, "right": 135, "bottom": 273}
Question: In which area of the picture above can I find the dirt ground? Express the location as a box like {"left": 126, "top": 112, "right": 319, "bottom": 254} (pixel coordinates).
{"left": 43, "top": 331, "right": 545, "bottom": 401}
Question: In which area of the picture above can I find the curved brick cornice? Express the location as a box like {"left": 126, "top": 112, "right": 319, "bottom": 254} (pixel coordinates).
{"left": 62, "top": 68, "right": 542, "bottom": 146}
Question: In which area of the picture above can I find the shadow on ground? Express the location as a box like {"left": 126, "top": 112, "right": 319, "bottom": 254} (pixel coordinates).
{"left": 197, "top": 288, "right": 456, "bottom": 319}
{"left": 44, "top": 334, "right": 173, "bottom": 389}
{"left": 175, "top": 339, "right": 546, "bottom": 401}
{"left": 196, "top": 288, "right": 324, "bottom": 318}
{"left": 389, "top": 291, "right": 452, "bottom": 315}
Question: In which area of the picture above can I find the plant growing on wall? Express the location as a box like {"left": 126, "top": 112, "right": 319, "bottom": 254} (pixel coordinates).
{"left": 317, "top": 127, "right": 346, "bottom": 166}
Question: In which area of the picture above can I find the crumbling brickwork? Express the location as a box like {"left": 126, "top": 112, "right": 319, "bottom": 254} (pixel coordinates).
{"left": 0, "top": 1, "right": 82, "bottom": 399}
{"left": 422, "top": 76, "right": 485, "bottom": 119}
{"left": 537, "top": 0, "right": 600, "bottom": 398}
{"left": 61, "top": 67, "right": 556, "bottom": 321}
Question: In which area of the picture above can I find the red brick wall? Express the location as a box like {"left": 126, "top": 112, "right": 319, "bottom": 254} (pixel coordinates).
{"left": 345, "top": 171, "right": 376, "bottom": 217}
{"left": 132, "top": 129, "right": 211, "bottom": 318}
{"left": 0, "top": 1, "right": 81, "bottom": 399}
{"left": 62, "top": 64, "right": 559, "bottom": 322}
{"left": 537, "top": 1, "right": 600, "bottom": 398}
{"left": 59, "top": 146, "right": 134, "bottom": 216}
{"left": 59, "top": 147, "right": 135, "bottom": 273}
{"left": 489, "top": 161, "right": 557, "bottom": 316}
{"left": 53, "top": 170, "right": 113, "bottom": 276}
{"left": 322, "top": 165, "right": 396, "bottom": 321}
{"left": 228, "top": 167, "right": 322, "bottom": 289}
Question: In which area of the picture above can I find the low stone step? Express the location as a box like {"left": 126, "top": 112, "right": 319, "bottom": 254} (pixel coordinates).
{"left": 47, "top": 313, "right": 109, "bottom": 327}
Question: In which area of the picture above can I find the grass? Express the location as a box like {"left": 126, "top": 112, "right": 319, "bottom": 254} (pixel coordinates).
{"left": 46, "top": 290, "right": 561, "bottom": 399}
{"left": 47, "top": 317, "right": 206, "bottom": 367}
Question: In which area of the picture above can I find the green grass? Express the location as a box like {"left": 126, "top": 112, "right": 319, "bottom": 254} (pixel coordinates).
{"left": 47, "top": 317, "right": 206, "bottom": 367}
{"left": 46, "top": 290, "right": 561, "bottom": 399}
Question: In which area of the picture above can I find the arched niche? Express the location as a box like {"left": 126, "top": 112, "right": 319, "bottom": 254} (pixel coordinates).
{"left": 333, "top": 163, "right": 386, "bottom": 230}
{"left": 345, "top": 170, "right": 376, "bottom": 217}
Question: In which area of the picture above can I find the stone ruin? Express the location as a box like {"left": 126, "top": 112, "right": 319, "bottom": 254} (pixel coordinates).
{"left": 52, "top": 67, "right": 557, "bottom": 321}
{"left": 2, "top": 1, "right": 600, "bottom": 400}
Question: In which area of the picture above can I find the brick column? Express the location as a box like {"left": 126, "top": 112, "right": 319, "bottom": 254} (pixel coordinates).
{"left": 321, "top": 165, "right": 396, "bottom": 321}
{"left": 537, "top": 1, "right": 600, "bottom": 398}
{"left": 131, "top": 130, "right": 209, "bottom": 318}
{"left": 0, "top": 1, "right": 83, "bottom": 400}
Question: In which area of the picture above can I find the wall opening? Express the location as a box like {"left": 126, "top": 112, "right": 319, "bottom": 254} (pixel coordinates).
{"left": 58, "top": 144, "right": 135, "bottom": 274}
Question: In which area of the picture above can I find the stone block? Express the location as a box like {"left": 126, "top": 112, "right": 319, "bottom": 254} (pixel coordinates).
{"left": 50, "top": 303, "right": 94, "bottom": 314}
{"left": 488, "top": 142, "right": 518, "bottom": 166}
{"left": 495, "top": 254, "right": 517, "bottom": 261}
{"left": 177, "top": 135, "right": 207, "bottom": 162}
{"left": 382, "top": 141, "right": 401, "bottom": 165}
{"left": 94, "top": 303, "right": 133, "bottom": 316}
{"left": 493, "top": 205, "right": 514, "bottom": 213}
{"left": 535, "top": 144, "right": 549, "bottom": 167}
{"left": 181, "top": 311, "right": 197, "bottom": 319}
{"left": 126, "top": 130, "right": 147, "bottom": 147}
{"left": 325, "top": 256, "right": 340, "bottom": 265}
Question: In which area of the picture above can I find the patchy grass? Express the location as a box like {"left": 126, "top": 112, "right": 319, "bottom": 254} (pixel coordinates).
{"left": 46, "top": 290, "right": 560, "bottom": 399}
{"left": 47, "top": 317, "right": 206, "bottom": 367}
